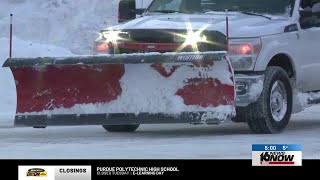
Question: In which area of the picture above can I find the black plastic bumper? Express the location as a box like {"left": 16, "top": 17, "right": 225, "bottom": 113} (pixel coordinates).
{"left": 14, "top": 112, "right": 225, "bottom": 127}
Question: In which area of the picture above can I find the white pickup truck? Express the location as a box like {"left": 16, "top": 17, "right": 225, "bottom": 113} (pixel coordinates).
{"left": 95, "top": 0, "right": 320, "bottom": 134}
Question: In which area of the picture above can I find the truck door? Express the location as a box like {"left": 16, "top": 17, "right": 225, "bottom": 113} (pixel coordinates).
{"left": 297, "top": 0, "right": 320, "bottom": 91}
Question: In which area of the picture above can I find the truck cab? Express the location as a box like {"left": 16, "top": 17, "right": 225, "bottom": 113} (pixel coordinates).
{"left": 118, "top": 0, "right": 153, "bottom": 23}
{"left": 95, "top": 0, "right": 320, "bottom": 134}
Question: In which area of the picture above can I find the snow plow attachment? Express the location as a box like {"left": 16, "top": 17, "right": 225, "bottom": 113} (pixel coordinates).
{"left": 3, "top": 52, "right": 235, "bottom": 127}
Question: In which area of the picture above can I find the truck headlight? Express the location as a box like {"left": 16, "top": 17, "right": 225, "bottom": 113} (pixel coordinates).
{"left": 95, "top": 30, "right": 130, "bottom": 54}
{"left": 100, "top": 30, "right": 130, "bottom": 43}
{"left": 173, "top": 22, "right": 209, "bottom": 52}
{"left": 184, "top": 31, "right": 207, "bottom": 45}
{"left": 102, "top": 30, "right": 121, "bottom": 43}
{"left": 174, "top": 32, "right": 207, "bottom": 43}
{"left": 174, "top": 31, "right": 208, "bottom": 51}
{"left": 228, "top": 38, "right": 262, "bottom": 71}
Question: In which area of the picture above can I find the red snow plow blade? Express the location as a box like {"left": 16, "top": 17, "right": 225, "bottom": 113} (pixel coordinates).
{"left": 3, "top": 52, "right": 235, "bottom": 127}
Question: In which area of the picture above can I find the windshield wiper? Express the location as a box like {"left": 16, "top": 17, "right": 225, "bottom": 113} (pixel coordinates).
{"left": 238, "top": 11, "right": 272, "bottom": 20}
{"left": 148, "top": 10, "right": 180, "bottom": 14}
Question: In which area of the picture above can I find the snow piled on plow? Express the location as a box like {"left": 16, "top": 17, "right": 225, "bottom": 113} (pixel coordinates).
{"left": 18, "top": 60, "right": 235, "bottom": 122}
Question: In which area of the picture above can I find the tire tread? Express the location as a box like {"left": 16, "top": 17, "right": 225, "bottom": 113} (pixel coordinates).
{"left": 238, "top": 66, "right": 292, "bottom": 134}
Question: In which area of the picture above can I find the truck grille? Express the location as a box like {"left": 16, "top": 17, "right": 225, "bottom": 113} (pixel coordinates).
{"left": 125, "top": 29, "right": 175, "bottom": 43}
{"left": 115, "top": 29, "right": 227, "bottom": 53}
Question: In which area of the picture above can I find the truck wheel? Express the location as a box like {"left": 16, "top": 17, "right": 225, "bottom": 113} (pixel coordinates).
{"left": 102, "top": 124, "right": 140, "bottom": 132}
{"left": 231, "top": 109, "right": 247, "bottom": 123}
{"left": 240, "top": 66, "right": 293, "bottom": 134}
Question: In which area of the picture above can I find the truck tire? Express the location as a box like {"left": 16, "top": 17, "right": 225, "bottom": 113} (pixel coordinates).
{"left": 33, "top": 126, "right": 47, "bottom": 129}
{"left": 239, "top": 66, "right": 293, "bottom": 134}
{"left": 231, "top": 109, "right": 247, "bottom": 123}
{"left": 102, "top": 124, "right": 140, "bottom": 132}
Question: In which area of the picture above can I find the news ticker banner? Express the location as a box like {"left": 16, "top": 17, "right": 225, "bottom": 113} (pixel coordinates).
{"left": 18, "top": 165, "right": 180, "bottom": 179}
{"left": 252, "top": 144, "right": 302, "bottom": 166}
{"left": 15, "top": 144, "right": 304, "bottom": 179}
{"left": 19, "top": 166, "right": 91, "bottom": 180}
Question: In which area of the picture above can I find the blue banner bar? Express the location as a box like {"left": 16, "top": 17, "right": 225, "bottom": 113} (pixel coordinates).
{"left": 252, "top": 144, "right": 302, "bottom": 151}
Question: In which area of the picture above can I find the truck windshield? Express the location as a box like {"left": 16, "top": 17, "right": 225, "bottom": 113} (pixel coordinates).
{"left": 147, "top": 0, "right": 295, "bottom": 16}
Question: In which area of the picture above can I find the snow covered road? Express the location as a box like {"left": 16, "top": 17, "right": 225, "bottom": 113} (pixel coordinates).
{"left": 0, "top": 105, "right": 319, "bottom": 159}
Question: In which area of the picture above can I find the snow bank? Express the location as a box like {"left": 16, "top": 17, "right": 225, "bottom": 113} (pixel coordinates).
{"left": 297, "top": 91, "right": 320, "bottom": 109}
{"left": 0, "top": 0, "right": 118, "bottom": 55}
{"left": 0, "top": 0, "right": 119, "bottom": 125}
{"left": 0, "top": 37, "right": 73, "bottom": 123}
{"left": 0, "top": 37, "right": 73, "bottom": 58}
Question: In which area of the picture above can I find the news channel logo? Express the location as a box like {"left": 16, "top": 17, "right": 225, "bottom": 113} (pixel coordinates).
{"left": 18, "top": 166, "right": 91, "bottom": 180}
{"left": 252, "top": 144, "right": 302, "bottom": 166}
{"left": 26, "top": 168, "right": 47, "bottom": 177}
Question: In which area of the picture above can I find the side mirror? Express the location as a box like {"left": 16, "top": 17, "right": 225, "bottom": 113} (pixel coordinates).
{"left": 135, "top": 8, "right": 146, "bottom": 15}
{"left": 118, "top": 0, "right": 136, "bottom": 23}
{"left": 299, "top": 9, "right": 313, "bottom": 18}
{"left": 118, "top": 8, "right": 146, "bottom": 23}
{"left": 299, "top": 10, "right": 320, "bottom": 28}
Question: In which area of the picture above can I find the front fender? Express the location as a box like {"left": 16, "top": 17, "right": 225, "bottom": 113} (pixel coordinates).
{"left": 254, "top": 33, "right": 297, "bottom": 74}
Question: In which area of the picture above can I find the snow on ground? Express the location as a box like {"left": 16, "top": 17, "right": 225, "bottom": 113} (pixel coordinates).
{"left": 0, "top": 105, "right": 319, "bottom": 159}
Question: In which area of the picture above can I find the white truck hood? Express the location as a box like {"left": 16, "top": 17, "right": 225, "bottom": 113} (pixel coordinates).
{"left": 113, "top": 13, "right": 294, "bottom": 38}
